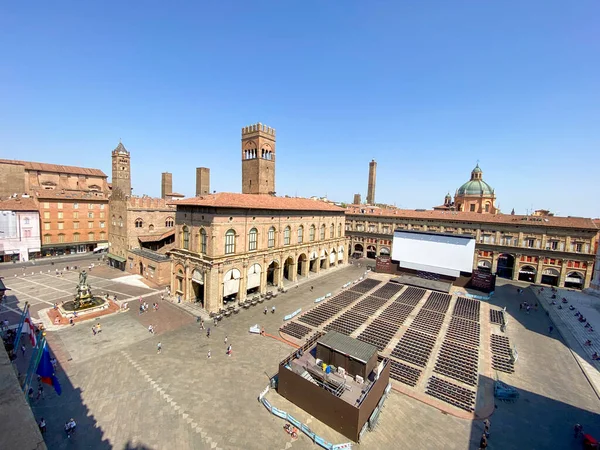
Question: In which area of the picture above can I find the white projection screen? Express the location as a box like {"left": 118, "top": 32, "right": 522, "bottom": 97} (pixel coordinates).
{"left": 391, "top": 230, "right": 476, "bottom": 277}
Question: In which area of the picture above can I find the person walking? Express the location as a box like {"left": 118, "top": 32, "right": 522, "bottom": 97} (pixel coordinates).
{"left": 96, "top": 323, "right": 102, "bottom": 333}
{"left": 574, "top": 423, "right": 583, "bottom": 438}
{"left": 272, "top": 306, "right": 276, "bottom": 314}
{"left": 207, "top": 328, "right": 211, "bottom": 338}
{"left": 264, "top": 306, "right": 268, "bottom": 315}
{"left": 483, "top": 418, "right": 490, "bottom": 437}
{"left": 37, "top": 384, "right": 44, "bottom": 400}
{"left": 21, "top": 345, "right": 26, "bottom": 356}
{"left": 224, "top": 335, "right": 228, "bottom": 345}
{"left": 479, "top": 433, "right": 488, "bottom": 449}
{"left": 548, "top": 325, "right": 554, "bottom": 334}
{"left": 148, "top": 324, "right": 154, "bottom": 334}
{"left": 92, "top": 325, "right": 97, "bottom": 336}
{"left": 157, "top": 342, "right": 162, "bottom": 354}
{"left": 227, "top": 344, "right": 232, "bottom": 357}
{"left": 200, "top": 319, "right": 204, "bottom": 330}
{"left": 39, "top": 418, "right": 46, "bottom": 434}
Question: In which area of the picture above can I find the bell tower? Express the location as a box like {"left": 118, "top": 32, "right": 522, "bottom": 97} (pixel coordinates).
{"left": 241, "top": 123, "right": 276, "bottom": 195}
{"left": 111, "top": 142, "right": 131, "bottom": 197}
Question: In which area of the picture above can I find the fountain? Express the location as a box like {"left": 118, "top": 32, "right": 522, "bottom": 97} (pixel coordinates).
{"left": 61, "top": 270, "right": 108, "bottom": 314}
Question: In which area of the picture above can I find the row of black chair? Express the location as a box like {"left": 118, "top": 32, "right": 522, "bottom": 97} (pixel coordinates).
{"left": 371, "top": 282, "right": 405, "bottom": 300}
{"left": 351, "top": 295, "right": 389, "bottom": 316}
{"left": 452, "top": 297, "right": 481, "bottom": 322}
{"left": 391, "top": 329, "right": 436, "bottom": 367}
{"left": 422, "top": 292, "right": 452, "bottom": 313}
{"left": 349, "top": 278, "right": 382, "bottom": 294}
{"left": 357, "top": 318, "right": 399, "bottom": 351}
{"left": 395, "top": 287, "right": 427, "bottom": 306}
{"left": 410, "top": 309, "right": 445, "bottom": 336}
{"left": 489, "top": 309, "right": 505, "bottom": 325}
{"left": 280, "top": 322, "right": 312, "bottom": 339}
{"left": 298, "top": 302, "right": 342, "bottom": 327}
{"left": 378, "top": 302, "right": 416, "bottom": 326}
{"left": 425, "top": 376, "right": 476, "bottom": 412}
{"left": 328, "top": 291, "right": 363, "bottom": 308}
{"left": 389, "top": 360, "right": 422, "bottom": 387}
{"left": 445, "top": 316, "right": 481, "bottom": 348}
{"left": 324, "top": 310, "right": 368, "bottom": 336}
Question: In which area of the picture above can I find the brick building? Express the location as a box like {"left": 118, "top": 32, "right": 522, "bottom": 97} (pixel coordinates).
{"left": 169, "top": 193, "right": 347, "bottom": 312}
{"left": 0, "top": 196, "right": 41, "bottom": 262}
{"left": 107, "top": 143, "right": 177, "bottom": 284}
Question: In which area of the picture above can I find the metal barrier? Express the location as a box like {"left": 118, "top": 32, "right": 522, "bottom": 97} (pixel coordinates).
{"left": 283, "top": 308, "right": 302, "bottom": 321}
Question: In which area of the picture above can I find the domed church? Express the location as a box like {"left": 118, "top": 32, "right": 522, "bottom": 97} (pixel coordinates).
{"left": 433, "top": 164, "right": 498, "bottom": 214}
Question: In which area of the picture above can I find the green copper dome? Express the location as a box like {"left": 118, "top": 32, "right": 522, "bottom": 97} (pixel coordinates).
{"left": 457, "top": 179, "right": 494, "bottom": 196}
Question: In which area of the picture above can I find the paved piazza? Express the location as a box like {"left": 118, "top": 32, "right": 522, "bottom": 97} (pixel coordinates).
{"left": 2, "top": 257, "right": 600, "bottom": 449}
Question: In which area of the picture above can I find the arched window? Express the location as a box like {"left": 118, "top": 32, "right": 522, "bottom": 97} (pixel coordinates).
{"left": 320, "top": 224, "right": 325, "bottom": 240}
{"left": 330, "top": 224, "right": 334, "bottom": 238}
{"left": 73, "top": 232, "right": 80, "bottom": 242}
{"left": 118, "top": 216, "right": 123, "bottom": 227}
{"left": 338, "top": 223, "right": 342, "bottom": 237}
{"left": 135, "top": 218, "right": 143, "bottom": 228}
{"left": 112, "top": 215, "right": 116, "bottom": 226}
{"left": 268, "top": 227, "right": 275, "bottom": 248}
{"left": 485, "top": 203, "right": 490, "bottom": 212}
{"left": 88, "top": 232, "right": 95, "bottom": 241}
{"left": 165, "top": 217, "right": 174, "bottom": 227}
{"left": 284, "top": 226, "right": 291, "bottom": 245}
{"left": 100, "top": 231, "right": 106, "bottom": 240}
{"left": 225, "top": 229, "right": 236, "bottom": 254}
{"left": 297, "top": 225, "right": 304, "bottom": 244}
{"left": 149, "top": 224, "right": 154, "bottom": 231}
{"left": 200, "top": 228, "right": 207, "bottom": 253}
{"left": 309, "top": 225, "right": 316, "bottom": 242}
{"left": 182, "top": 225, "right": 190, "bottom": 250}
{"left": 249, "top": 227, "right": 258, "bottom": 251}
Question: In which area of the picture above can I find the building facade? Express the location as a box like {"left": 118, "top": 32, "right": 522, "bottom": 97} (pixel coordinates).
{"left": 346, "top": 206, "right": 598, "bottom": 289}
{"left": 108, "top": 143, "right": 177, "bottom": 283}
{"left": 0, "top": 196, "right": 41, "bottom": 262}
{"left": 169, "top": 193, "right": 347, "bottom": 312}
{"left": 241, "top": 123, "right": 276, "bottom": 195}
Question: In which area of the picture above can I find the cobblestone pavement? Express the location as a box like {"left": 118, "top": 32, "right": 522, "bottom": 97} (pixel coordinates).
{"left": 14, "top": 265, "right": 600, "bottom": 450}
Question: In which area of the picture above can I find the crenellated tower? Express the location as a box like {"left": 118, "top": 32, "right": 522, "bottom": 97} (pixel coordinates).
{"left": 111, "top": 142, "right": 131, "bottom": 197}
{"left": 241, "top": 123, "right": 276, "bottom": 195}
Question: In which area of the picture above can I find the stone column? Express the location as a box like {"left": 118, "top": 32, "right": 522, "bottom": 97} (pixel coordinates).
{"left": 169, "top": 258, "right": 175, "bottom": 297}
{"left": 535, "top": 257, "right": 544, "bottom": 284}
{"left": 277, "top": 256, "right": 284, "bottom": 287}
{"left": 512, "top": 255, "right": 521, "bottom": 281}
{"left": 185, "top": 263, "right": 192, "bottom": 302}
{"left": 559, "top": 260, "right": 568, "bottom": 288}
{"left": 583, "top": 264, "right": 594, "bottom": 290}
{"left": 204, "top": 267, "right": 219, "bottom": 313}
{"left": 260, "top": 260, "right": 268, "bottom": 295}
{"left": 491, "top": 252, "right": 500, "bottom": 274}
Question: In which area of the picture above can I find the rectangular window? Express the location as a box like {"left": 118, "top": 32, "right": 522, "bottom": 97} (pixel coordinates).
{"left": 100, "top": 221, "right": 105, "bottom": 228}
{"left": 284, "top": 228, "right": 290, "bottom": 245}
{"left": 88, "top": 212, "right": 94, "bottom": 219}
{"left": 576, "top": 243, "right": 582, "bottom": 252}
{"left": 225, "top": 233, "right": 235, "bottom": 254}
{"left": 73, "top": 203, "right": 79, "bottom": 209}
{"left": 268, "top": 228, "right": 275, "bottom": 248}
{"left": 73, "top": 222, "right": 79, "bottom": 229}
{"left": 549, "top": 241, "right": 558, "bottom": 250}
{"left": 58, "top": 234, "right": 65, "bottom": 243}
{"left": 298, "top": 228, "right": 303, "bottom": 244}
{"left": 383, "top": 226, "right": 389, "bottom": 233}
{"left": 57, "top": 202, "right": 63, "bottom": 209}
{"left": 88, "top": 221, "right": 94, "bottom": 229}
{"left": 320, "top": 226, "right": 325, "bottom": 240}
{"left": 99, "top": 212, "right": 105, "bottom": 219}
{"left": 201, "top": 232, "right": 207, "bottom": 253}
{"left": 57, "top": 222, "right": 64, "bottom": 230}
{"left": 100, "top": 232, "right": 106, "bottom": 240}
{"left": 88, "top": 203, "right": 94, "bottom": 209}
{"left": 44, "top": 223, "right": 50, "bottom": 230}
{"left": 43, "top": 202, "right": 49, "bottom": 209}
{"left": 100, "top": 204, "right": 105, "bottom": 210}
{"left": 44, "top": 235, "right": 51, "bottom": 244}
{"left": 88, "top": 232, "right": 94, "bottom": 241}
{"left": 357, "top": 224, "right": 364, "bottom": 232}
{"left": 58, "top": 212, "right": 63, "bottom": 219}
{"left": 73, "top": 234, "right": 80, "bottom": 242}
{"left": 527, "top": 239, "right": 535, "bottom": 248}
{"left": 73, "top": 211, "right": 79, "bottom": 219}
{"left": 470, "top": 204, "right": 476, "bottom": 212}
{"left": 309, "top": 227, "right": 315, "bottom": 242}
{"left": 43, "top": 212, "right": 50, "bottom": 219}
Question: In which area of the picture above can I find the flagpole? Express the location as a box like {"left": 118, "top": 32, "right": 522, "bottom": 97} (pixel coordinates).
{"left": 12, "top": 301, "right": 29, "bottom": 352}
{"left": 23, "top": 332, "right": 46, "bottom": 401}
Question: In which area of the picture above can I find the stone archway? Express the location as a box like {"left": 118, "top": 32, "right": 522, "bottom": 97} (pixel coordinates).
{"left": 379, "top": 247, "right": 391, "bottom": 256}
{"left": 366, "top": 245, "right": 377, "bottom": 260}
{"left": 541, "top": 267, "right": 560, "bottom": 287}
{"left": 518, "top": 265, "right": 536, "bottom": 283}
{"left": 223, "top": 268, "right": 241, "bottom": 303}
{"left": 247, "top": 263, "right": 261, "bottom": 295}
{"left": 477, "top": 259, "right": 492, "bottom": 273}
{"left": 192, "top": 269, "right": 205, "bottom": 307}
{"left": 297, "top": 253, "right": 308, "bottom": 277}
{"left": 565, "top": 271, "right": 584, "bottom": 290}
{"left": 139, "top": 261, "right": 144, "bottom": 276}
{"left": 329, "top": 249, "right": 337, "bottom": 267}
{"left": 266, "top": 260, "right": 280, "bottom": 287}
{"left": 283, "top": 256, "right": 295, "bottom": 282}
{"left": 320, "top": 249, "right": 328, "bottom": 270}
{"left": 309, "top": 250, "right": 319, "bottom": 273}
{"left": 354, "top": 243, "right": 364, "bottom": 257}
{"left": 497, "top": 254, "right": 515, "bottom": 279}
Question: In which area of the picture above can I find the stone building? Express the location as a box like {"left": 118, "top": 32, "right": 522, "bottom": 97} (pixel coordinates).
{"left": 169, "top": 193, "right": 347, "bottom": 312}
{"left": 0, "top": 196, "right": 41, "bottom": 262}
{"left": 345, "top": 205, "right": 598, "bottom": 289}
{"left": 0, "top": 159, "right": 109, "bottom": 256}
{"left": 433, "top": 164, "right": 498, "bottom": 214}
{"left": 107, "top": 143, "right": 177, "bottom": 283}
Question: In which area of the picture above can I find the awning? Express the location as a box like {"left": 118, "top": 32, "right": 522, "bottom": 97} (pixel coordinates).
{"left": 107, "top": 253, "right": 126, "bottom": 263}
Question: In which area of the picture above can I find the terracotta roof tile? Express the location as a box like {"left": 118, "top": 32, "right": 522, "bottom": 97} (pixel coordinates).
{"left": 345, "top": 207, "right": 598, "bottom": 230}
{"left": 138, "top": 229, "right": 175, "bottom": 243}
{"left": 172, "top": 193, "right": 345, "bottom": 212}
{"left": 0, "top": 159, "right": 107, "bottom": 177}
{"left": 33, "top": 191, "right": 108, "bottom": 201}
{"left": 0, "top": 196, "right": 39, "bottom": 211}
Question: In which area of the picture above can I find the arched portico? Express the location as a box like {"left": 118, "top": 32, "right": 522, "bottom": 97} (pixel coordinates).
{"left": 247, "top": 263, "right": 261, "bottom": 295}
{"left": 366, "top": 245, "right": 377, "bottom": 259}
{"left": 354, "top": 243, "right": 364, "bottom": 257}
{"left": 379, "top": 247, "right": 391, "bottom": 256}
{"left": 191, "top": 269, "right": 205, "bottom": 307}
{"left": 477, "top": 259, "right": 492, "bottom": 273}
{"left": 309, "top": 250, "right": 319, "bottom": 273}
{"left": 266, "top": 260, "right": 280, "bottom": 287}
{"left": 497, "top": 253, "right": 515, "bottom": 279}
{"left": 518, "top": 265, "right": 536, "bottom": 283}
{"left": 297, "top": 253, "right": 308, "bottom": 277}
{"left": 320, "top": 249, "right": 328, "bottom": 270}
{"left": 565, "top": 271, "right": 584, "bottom": 290}
{"left": 223, "top": 268, "right": 241, "bottom": 304}
{"left": 541, "top": 267, "right": 560, "bottom": 287}
{"left": 283, "top": 256, "right": 295, "bottom": 282}
{"left": 329, "top": 249, "right": 337, "bottom": 267}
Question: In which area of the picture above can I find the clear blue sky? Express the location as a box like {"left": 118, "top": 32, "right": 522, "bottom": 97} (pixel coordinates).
{"left": 1, "top": 1, "right": 598, "bottom": 217}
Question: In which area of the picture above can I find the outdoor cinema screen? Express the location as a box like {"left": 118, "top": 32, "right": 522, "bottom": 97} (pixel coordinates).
{"left": 391, "top": 230, "right": 476, "bottom": 278}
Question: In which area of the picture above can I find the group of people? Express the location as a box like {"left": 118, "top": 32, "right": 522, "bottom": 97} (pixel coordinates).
{"left": 263, "top": 306, "right": 276, "bottom": 315}
{"left": 91, "top": 322, "right": 102, "bottom": 335}
{"left": 519, "top": 301, "right": 538, "bottom": 314}
{"left": 479, "top": 418, "right": 491, "bottom": 449}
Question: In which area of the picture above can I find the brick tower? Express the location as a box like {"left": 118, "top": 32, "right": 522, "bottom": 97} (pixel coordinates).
{"left": 161, "top": 172, "right": 173, "bottom": 199}
{"left": 366, "top": 159, "right": 377, "bottom": 205}
{"left": 196, "top": 167, "right": 210, "bottom": 196}
{"left": 241, "top": 123, "right": 276, "bottom": 195}
{"left": 109, "top": 142, "right": 131, "bottom": 263}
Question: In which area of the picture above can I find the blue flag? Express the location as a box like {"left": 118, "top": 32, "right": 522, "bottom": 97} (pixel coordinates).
{"left": 36, "top": 342, "right": 61, "bottom": 395}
